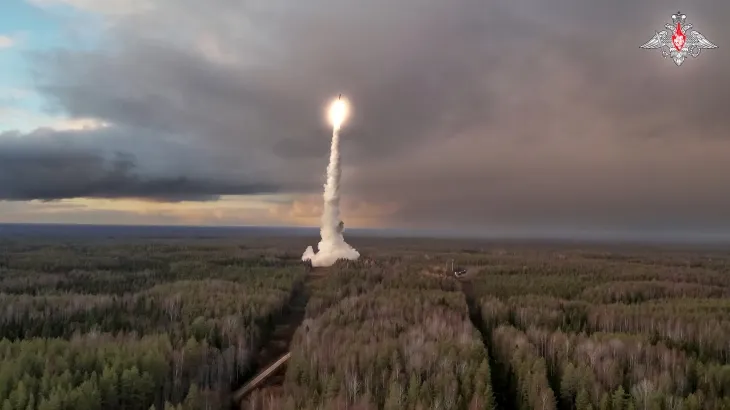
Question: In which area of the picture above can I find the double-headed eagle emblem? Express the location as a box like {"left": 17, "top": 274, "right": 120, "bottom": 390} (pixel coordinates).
{"left": 640, "top": 12, "right": 717, "bottom": 66}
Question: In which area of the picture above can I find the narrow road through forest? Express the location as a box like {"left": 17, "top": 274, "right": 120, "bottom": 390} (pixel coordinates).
{"left": 233, "top": 271, "right": 320, "bottom": 409}
{"left": 459, "top": 279, "right": 514, "bottom": 410}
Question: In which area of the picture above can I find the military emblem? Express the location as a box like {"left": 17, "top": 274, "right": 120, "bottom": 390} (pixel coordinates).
{"left": 640, "top": 12, "right": 717, "bottom": 66}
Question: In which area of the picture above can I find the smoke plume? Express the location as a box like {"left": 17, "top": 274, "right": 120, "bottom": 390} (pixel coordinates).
{"left": 302, "top": 114, "right": 360, "bottom": 267}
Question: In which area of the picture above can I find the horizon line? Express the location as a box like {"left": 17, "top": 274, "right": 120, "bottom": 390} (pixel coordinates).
{"left": 1, "top": 222, "right": 730, "bottom": 245}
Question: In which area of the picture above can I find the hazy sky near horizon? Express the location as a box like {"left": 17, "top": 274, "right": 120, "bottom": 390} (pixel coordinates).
{"left": 1, "top": 0, "right": 729, "bottom": 236}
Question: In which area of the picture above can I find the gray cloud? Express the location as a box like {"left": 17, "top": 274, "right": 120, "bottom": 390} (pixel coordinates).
{"left": 5, "top": 0, "right": 730, "bottom": 234}
{"left": 0, "top": 128, "right": 281, "bottom": 201}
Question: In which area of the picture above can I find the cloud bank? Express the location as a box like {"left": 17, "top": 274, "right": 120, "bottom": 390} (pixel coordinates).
{"left": 3, "top": 0, "right": 730, "bottom": 234}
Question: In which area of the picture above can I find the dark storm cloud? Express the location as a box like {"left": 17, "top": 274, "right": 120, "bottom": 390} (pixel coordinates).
{"left": 8, "top": 0, "right": 730, "bottom": 233}
{"left": 30, "top": 0, "right": 505, "bottom": 160}
{"left": 0, "top": 128, "right": 280, "bottom": 201}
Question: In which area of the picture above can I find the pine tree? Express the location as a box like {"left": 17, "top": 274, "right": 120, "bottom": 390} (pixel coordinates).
{"left": 612, "top": 386, "right": 627, "bottom": 410}
{"left": 685, "top": 394, "right": 701, "bottom": 410}
{"left": 383, "top": 383, "right": 402, "bottom": 410}
{"left": 599, "top": 393, "right": 611, "bottom": 410}
{"left": 10, "top": 381, "right": 28, "bottom": 410}
{"left": 575, "top": 389, "right": 592, "bottom": 410}
{"left": 183, "top": 384, "right": 200, "bottom": 410}
{"left": 407, "top": 374, "right": 420, "bottom": 407}
{"left": 561, "top": 363, "right": 577, "bottom": 403}
{"left": 99, "top": 365, "right": 118, "bottom": 409}
{"left": 24, "top": 395, "right": 34, "bottom": 410}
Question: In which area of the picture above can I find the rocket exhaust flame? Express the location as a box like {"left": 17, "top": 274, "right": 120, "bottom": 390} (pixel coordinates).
{"left": 328, "top": 97, "right": 349, "bottom": 130}
{"left": 302, "top": 96, "right": 360, "bottom": 267}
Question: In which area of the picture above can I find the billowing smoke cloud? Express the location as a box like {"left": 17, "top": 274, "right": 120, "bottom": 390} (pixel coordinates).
{"left": 302, "top": 99, "right": 359, "bottom": 267}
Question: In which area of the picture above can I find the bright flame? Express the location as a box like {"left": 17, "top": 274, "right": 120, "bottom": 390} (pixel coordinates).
{"left": 327, "top": 97, "right": 349, "bottom": 129}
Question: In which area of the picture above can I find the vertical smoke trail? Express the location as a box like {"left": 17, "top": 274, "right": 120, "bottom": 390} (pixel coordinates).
{"left": 320, "top": 126, "right": 342, "bottom": 244}
{"left": 302, "top": 121, "right": 360, "bottom": 267}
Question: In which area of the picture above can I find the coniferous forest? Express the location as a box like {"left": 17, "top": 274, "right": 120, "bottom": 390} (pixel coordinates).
{"left": 1, "top": 235, "right": 729, "bottom": 410}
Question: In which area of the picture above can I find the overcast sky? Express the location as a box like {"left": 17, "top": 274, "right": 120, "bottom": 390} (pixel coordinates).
{"left": 0, "top": 0, "right": 729, "bottom": 238}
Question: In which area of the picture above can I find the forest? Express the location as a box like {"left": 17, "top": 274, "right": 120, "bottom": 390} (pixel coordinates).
{"left": 0, "top": 236, "right": 729, "bottom": 410}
